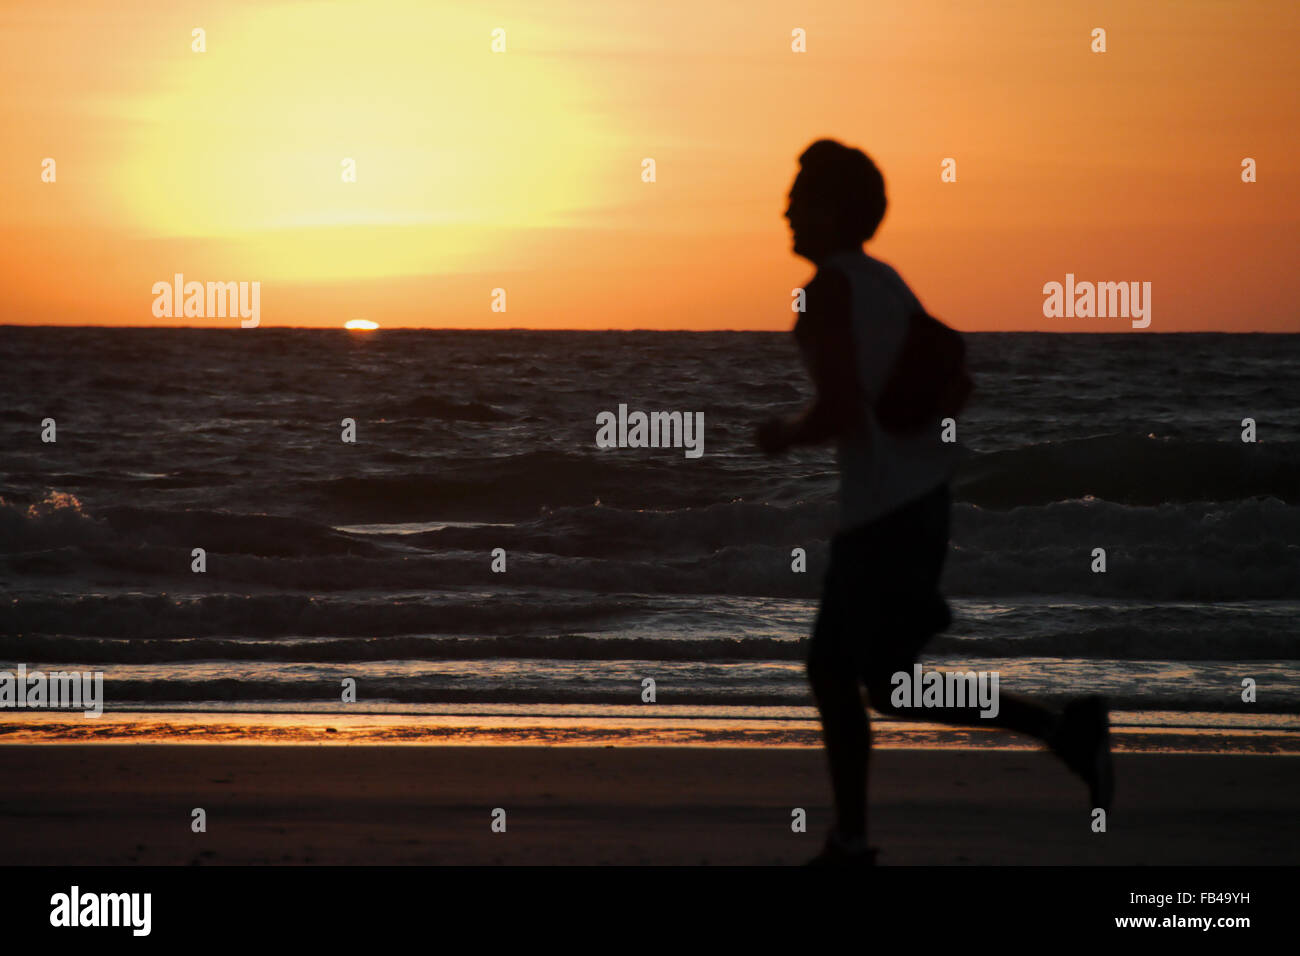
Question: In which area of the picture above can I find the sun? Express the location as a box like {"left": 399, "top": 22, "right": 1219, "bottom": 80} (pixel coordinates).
{"left": 110, "top": 1, "right": 605, "bottom": 284}
{"left": 344, "top": 319, "right": 379, "bottom": 331}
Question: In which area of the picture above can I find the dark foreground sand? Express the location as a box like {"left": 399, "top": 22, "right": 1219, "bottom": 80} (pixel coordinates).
{"left": 0, "top": 745, "right": 1294, "bottom": 865}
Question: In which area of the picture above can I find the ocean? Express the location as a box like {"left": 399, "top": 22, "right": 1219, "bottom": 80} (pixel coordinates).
{"left": 1, "top": 328, "right": 1297, "bottom": 750}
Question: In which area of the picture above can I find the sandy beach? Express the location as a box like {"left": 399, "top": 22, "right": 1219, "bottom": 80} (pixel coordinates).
{"left": 0, "top": 745, "right": 1294, "bottom": 866}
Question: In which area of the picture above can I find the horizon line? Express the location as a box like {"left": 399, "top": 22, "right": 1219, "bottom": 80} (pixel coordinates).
{"left": 1, "top": 325, "right": 1295, "bottom": 334}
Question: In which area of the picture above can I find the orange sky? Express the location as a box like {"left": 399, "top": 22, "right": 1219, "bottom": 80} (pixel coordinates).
{"left": 3, "top": 0, "right": 1297, "bottom": 330}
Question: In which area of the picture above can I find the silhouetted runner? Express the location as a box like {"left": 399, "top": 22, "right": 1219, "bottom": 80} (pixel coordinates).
{"left": 757, "top": 139, "right": 1114, "bottom": 865}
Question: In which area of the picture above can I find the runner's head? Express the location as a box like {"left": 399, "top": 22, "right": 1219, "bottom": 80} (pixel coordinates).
{"left": 786, "top": 139, "right": 887, "bottom": 261}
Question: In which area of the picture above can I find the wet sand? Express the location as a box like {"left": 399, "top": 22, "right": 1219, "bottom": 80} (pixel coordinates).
{"left": 0, "top": 745, "right": 1294, "bottom": 865}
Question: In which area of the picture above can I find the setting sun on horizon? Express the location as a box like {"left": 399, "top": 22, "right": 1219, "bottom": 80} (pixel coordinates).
{"left": 2, "top": 0, "right": 1297, "bottom": 330}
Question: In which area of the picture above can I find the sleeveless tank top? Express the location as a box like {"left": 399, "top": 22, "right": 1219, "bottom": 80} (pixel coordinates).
{"left": 821, "top": 250, "right": 964, "bottom": 530}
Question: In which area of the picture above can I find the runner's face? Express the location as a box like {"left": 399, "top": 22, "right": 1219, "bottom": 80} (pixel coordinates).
{"left": 785, "top": 174, "right": 836, "bottom": 260}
